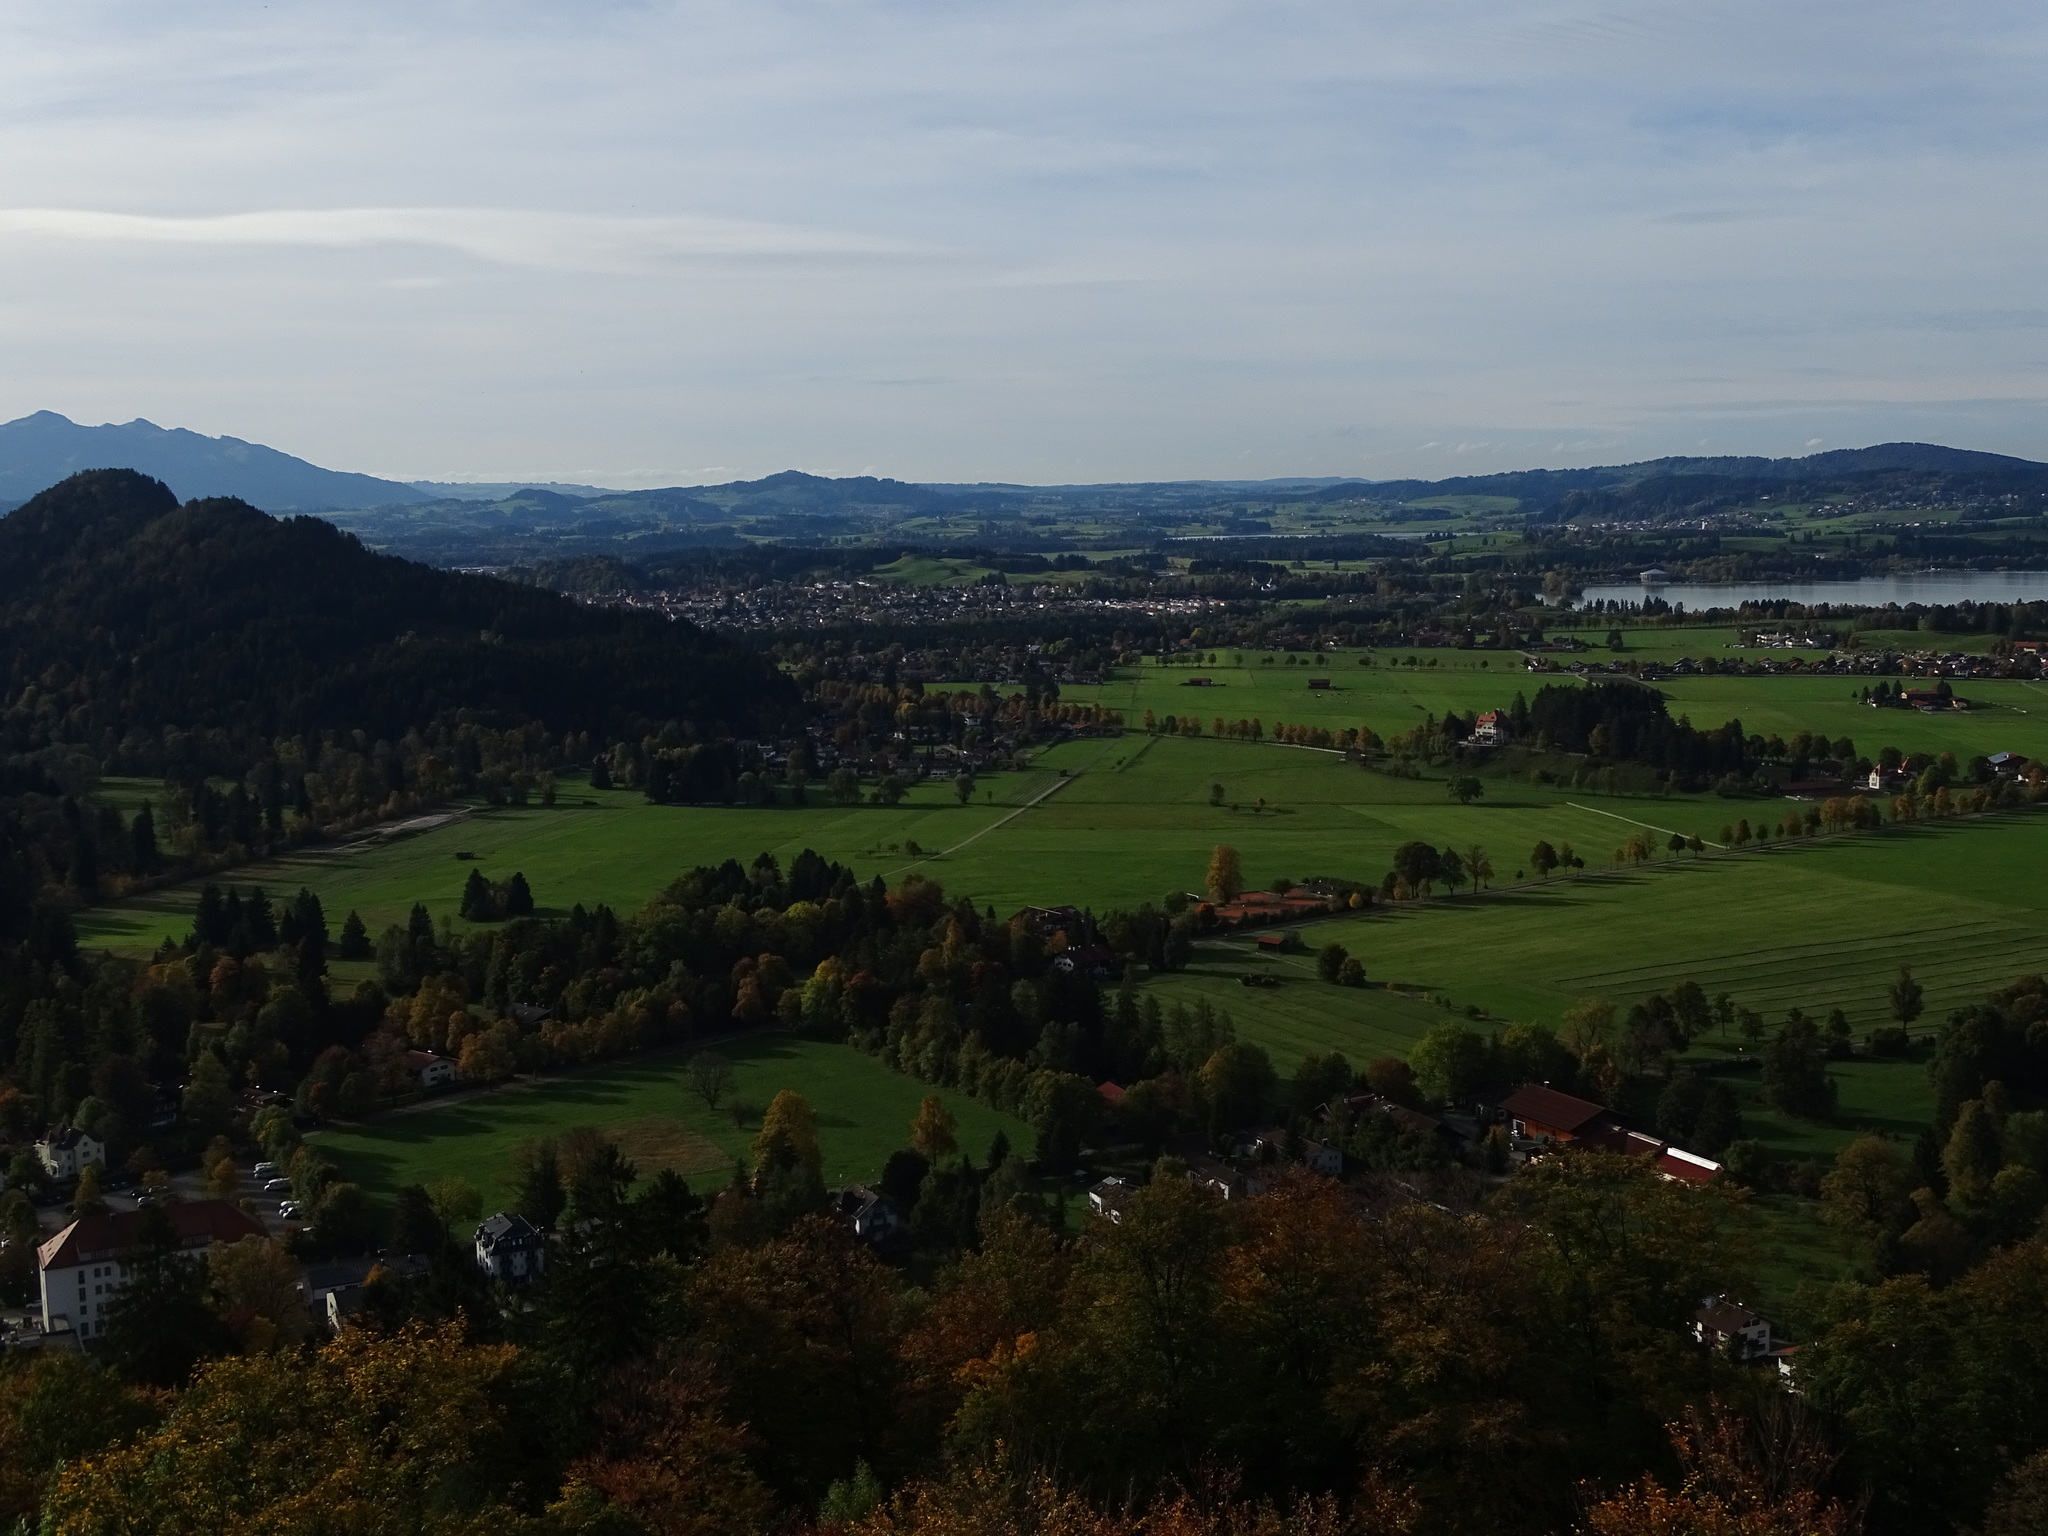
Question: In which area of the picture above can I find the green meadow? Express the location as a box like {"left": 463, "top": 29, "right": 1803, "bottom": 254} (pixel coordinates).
{"left": 1059, "top": 653, "right": 2048, "bottom": 765}
{"left": 312, "top": 1035, "right": 1028, "bottom": 1207}
{"left": 73, "top": 765, "right": 1064, "bottom": 954}
{"left": 72, "top": 666, "right": 2048, "bottom": 1218}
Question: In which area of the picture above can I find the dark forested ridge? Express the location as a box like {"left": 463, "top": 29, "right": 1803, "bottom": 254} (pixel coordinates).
{"left": 0, "top": 470, "right": 793, "bottom": 756}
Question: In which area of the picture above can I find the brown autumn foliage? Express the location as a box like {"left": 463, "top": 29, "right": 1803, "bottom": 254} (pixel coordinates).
{"left": 553, "top": 1355, "right": 778, "bottom": 1536}
{"left": 1579, "top": 1399, "right": 1859, "bottom": 1536}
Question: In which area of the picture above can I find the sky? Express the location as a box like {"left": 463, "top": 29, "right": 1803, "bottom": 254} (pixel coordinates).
{"left": 1, "top": 0, "right": 2045, "bottom": 487}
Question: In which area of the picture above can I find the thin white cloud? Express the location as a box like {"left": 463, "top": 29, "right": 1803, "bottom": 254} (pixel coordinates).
{"left": 0, "top": 206, "right": 943, "bottom": 272}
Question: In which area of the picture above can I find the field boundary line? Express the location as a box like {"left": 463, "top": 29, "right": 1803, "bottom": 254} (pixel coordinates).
{"left": 884, "top": 773, "right": 1077, "bottom": 877}
{"left": 1567, "top": 801, "right": 1724, "bottom": 848}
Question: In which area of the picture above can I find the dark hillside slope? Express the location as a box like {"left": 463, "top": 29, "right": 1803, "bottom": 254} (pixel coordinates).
{"left": 0, "top": 471, "right": 792, "bottom": 753}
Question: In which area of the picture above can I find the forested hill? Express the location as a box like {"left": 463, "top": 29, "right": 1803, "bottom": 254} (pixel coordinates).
{"left": 0, "top": 470, "right": 793, "bottom": 758}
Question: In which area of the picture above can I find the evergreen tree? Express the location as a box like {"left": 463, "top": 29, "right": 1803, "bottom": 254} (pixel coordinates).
{"left": 503, "top": 872, "right": 534, "bottom": 917}
{"left": 517, "top": 1140, "right": 567, "bottom": 1229}
{"left": 589, "top": 755, "right": 612, "bottom": 790}
{"left": 192, "top": 883, "right": 228, "bottom": 947}
{"left": 245, "top": 887, "right": 278, "bottom": 949}
{"left": 459, "top": 867, "right": 492, "bottom": 922}
{"left": 295, "top": 932, "right": 327, "bottom": 991}
{"left": 130, "top": 801, "right": 159, "bottom": 874}
{"left": 337, "top": 909, "right": 370, "bottom": 960}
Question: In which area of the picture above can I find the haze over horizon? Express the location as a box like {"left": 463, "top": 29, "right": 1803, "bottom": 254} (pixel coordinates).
{"left": 2, "top": 2, "right": 2044, "bottom": 487}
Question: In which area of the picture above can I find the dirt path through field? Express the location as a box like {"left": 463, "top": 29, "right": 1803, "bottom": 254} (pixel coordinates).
{"left": 885, "top": 772, "right": 1078, "bottom": 877}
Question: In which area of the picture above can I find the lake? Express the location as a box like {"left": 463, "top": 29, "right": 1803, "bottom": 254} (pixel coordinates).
{"left": 1576, "top": 571, "right": 2048, "bottom": 611}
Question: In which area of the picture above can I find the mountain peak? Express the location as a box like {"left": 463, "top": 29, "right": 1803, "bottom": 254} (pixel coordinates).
{"left": 0, "top": 412, "right": 428, "bottom": 512}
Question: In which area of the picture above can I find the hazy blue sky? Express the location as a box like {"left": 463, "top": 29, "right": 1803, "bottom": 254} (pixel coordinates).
{"left": 2, "top": 1, "right": 2044, "bottom": 485}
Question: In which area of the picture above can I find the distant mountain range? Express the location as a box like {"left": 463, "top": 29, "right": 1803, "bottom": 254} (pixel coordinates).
{"left": 4, "top": 412, "right": 2046, "bottom": 563}
{"left": 0, "top": 412, "right": 431, "bottom": 511}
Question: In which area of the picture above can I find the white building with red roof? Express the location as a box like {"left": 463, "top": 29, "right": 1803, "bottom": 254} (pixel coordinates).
{"left": 37, "top": 1200, "right": 268, "bottom": 1341}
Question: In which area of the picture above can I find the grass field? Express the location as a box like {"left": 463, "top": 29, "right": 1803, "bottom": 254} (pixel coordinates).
{"left": 312, "top": 1035, "right": 1029, "bottom": 1208}
{"left": 1059, "top": 654, "right": 2048, "bottom": 765}
{"left": 1200, "top": 809, "right": 2048, "bottom": 1043}
{"left": 73, "top": 765, "right": 1064, "bottom": 954}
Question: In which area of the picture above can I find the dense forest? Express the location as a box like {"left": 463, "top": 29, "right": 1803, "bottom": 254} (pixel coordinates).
{"left": 6, "top": 844, "right": 2048, "bottom": 1532}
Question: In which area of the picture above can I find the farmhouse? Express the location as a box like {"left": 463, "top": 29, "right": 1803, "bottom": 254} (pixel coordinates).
{"left": 1469, "top": 710, "right": 1511, "bottom": 746}
{"left": 1901, "top": 688, "right": 1962, "bottom": 711}
{"left": 403, "top": 1050, "right": 459, "bottom": 1090}
{"left": 38, "top": 1200, "right": 268, "bottom": 1340}
{"left": 35, "top": 1126, "right": 105, "bottom": 1182}
{"left": 1693, "top": 1295, "right": 1776, "bottom": 1362}
{"left": 1498, "top": 1085, "right": 1625, "bottom": 1146}
{"left": 1499, "top": 1084, "right": 1723, "bottom": 1184}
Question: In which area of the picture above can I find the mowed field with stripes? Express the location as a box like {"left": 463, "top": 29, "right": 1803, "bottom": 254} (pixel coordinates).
{"left": 1150, "top": 812, "right": 2048, "bottom": 1068}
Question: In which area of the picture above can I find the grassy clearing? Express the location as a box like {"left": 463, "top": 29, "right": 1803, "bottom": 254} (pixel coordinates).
{"left": 312, "top": 1035, "right": 1029, "bottom": 1208}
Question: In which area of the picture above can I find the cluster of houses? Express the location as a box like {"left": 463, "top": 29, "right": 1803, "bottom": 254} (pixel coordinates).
{"left": 19, "top": 1171, "right": 553, "bottom": 1348}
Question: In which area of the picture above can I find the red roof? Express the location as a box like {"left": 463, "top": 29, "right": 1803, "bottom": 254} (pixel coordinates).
{"left": 1656, "top": 1149, "right": 1722, "bottom": 1186}
{"left": 1499, "top": 1084, "right": 1612, "bottom": 1135}
{"left": 1097, "top": 1082, "right": 1126, "bottom": 1105}
{"left": 38, "top": 1199, "right": 268, "bottom": 1272}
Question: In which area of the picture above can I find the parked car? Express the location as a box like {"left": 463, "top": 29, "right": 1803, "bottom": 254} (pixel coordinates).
{"left": 262, "top": 1178, "right": 292, "bottom": 1195}
{"left": 277, "top": 1201, "right": 301, "bottom": 1220}
{"left": 252, "top": 1162, "right": 280, "bottom": 1179}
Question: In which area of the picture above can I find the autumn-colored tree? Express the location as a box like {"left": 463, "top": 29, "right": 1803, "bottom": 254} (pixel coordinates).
{"left": 1580, "top": 1399, "right": 1858, "bottom": 1536}
{"left": 41, "top": 1323, "right": 526, "bottom": 1534}
{"left": 910, "top": 1095, "right": 959, "bottom": 1163}
{"left": 753, "top": 1090, "right": 827, "bottom": 1230}
{"left": 899, "top": 1205, "right": 1073, "bottom": 1442}
{"left": 550, "top": 1356, "right": 777, "bottom": 1536}
{"left": 70, "top": 1164, "right": 106, "bottom": 1218}
{"left": 1206, "top": 844, "right": 1245, "bottom": 904}
{"left": 687, "top": 1215, "right": 906, "bottom": 1503}
{"left": 754, "top": 1091, "right": 824, "bottom": 1182}
{"left": 0, "top": 1352, "right": 159, "bottom": 1531}
{"left": 207, "top": 1236, "right": 310, "bottom": 1354}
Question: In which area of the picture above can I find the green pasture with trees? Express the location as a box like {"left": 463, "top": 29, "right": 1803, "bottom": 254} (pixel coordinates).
{"left": 1060, "top": 650, "right": 2048, "bottom": 764}
{"left": 312, "top": 1035, "right": 1028, "bottom": 1209}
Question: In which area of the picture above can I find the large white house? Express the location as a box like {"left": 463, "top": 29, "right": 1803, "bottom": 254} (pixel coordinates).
{"left": 474, "top": 1212, "right": 546, "bottom": 1284}
{"left": 35, "top": 1127, "right": 105, "bottom": 1182}
{"left": 37, "top": 1201, "right": 268, "bottom": 1341}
